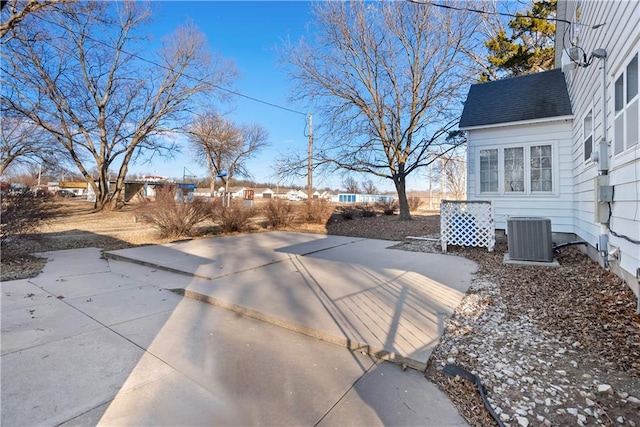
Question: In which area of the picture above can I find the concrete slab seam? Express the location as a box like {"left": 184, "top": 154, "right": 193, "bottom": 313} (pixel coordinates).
{"left": 311, "top": 358, "right": 378, "bottom": 427}
{"left": 104, "top": 237, "right": 367, "bottom": 283}
{"left": 103, "top": 253, "right": 212, "bottom": 280}
{"left": 172, "top": 288, "right": 427, "bottom": 372}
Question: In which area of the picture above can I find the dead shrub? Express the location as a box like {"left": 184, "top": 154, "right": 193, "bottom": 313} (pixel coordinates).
{"left": 138, "top": 186, "right": 211, "bottom": 239}
{"left": 303, "top": 199, "right": 334, "bottom": 224}
{"left": 407, "top": 196, "right": 422, "bottom": 212}
{"left": 1, "top": 190, "right": 54, "bottom": 245}
{"left": 357, "top": 204, "right": 376, "bottom": 218}
{"left": 339, "top": 206, "right": 356, "bottom": 220}
{"left": 376, "top": 200, "right": 398, "bottom": 216}
{"left": 212, "top": 199, "right": 254, "bottom": 233}
{"left": 264, "top": 199, "right": 296, "bottom": 228}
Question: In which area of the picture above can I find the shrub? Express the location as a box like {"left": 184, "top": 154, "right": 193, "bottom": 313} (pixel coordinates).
{"left": 138, "top": 186, "right": 211, "bottom": 239}
{"left": 358, "top": 204, "right": 376, "bottom": 218}
{"left": 407, "top": 196, "right": 422, "bottom": 212}
{"left": 212, "top": 200, "right": 254, "bottom": 233}
{"left": 376, "top": 200, "right": 397, "bottom": 216}
{"left": 339, "top": 206, "right": 356, "bottom": 220}
{"left": 264, "top": 199, "right": 296, "bottom": 228}
{"left": 1, "top": 190, "right": 54, "bottom": 244}
{"left": 303, "top": 199, "right": 334, "bottom": 224}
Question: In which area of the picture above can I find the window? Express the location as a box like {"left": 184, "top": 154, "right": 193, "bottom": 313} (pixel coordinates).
{"left": 504, "top": 147, "right": 524, "bottom": 192}
{"left": 480, "top": 149, "right": 498, "bottom": 192}
{"left": 530, "top": 145, "right": 553, "bottom": 192}
{"left": 614, "top": 53, "right": 639, "bottom": 154}
{"left": 583, "top": 111, "right": 593, "bottom": 161}
{"left": 478, "top": 144, "right": 554, "bottom": 194}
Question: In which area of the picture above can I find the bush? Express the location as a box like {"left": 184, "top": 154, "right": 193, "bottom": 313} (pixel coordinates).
{"left": 212, "top": 200, "right": 254, "bottom": 233}
{"left": 376, "top": 200, "right": 397, "bottom": 216}
{"left": 302, "top": 199, "right": 334, "bottom": 224}
{"left": 264, "top": 199, "right": 296, "bottom": 228}
{"left": 358, "top": 204, "right": 376, "bottom": 218}
{"left": 339, "top": 206, "right": 356, "bottom": 220}
{"left": 1, "top": 190, "right": 53, "bottom": 244}
{"left": 407, "top": 196, "right": 422, "bottom": 212}
{"left": 138, "top": 186, "right": 211, "bottom": 239}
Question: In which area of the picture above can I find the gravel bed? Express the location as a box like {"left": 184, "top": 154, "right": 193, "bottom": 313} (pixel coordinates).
{"left": 397, "top": 240, "right": 640, "bottom": 427}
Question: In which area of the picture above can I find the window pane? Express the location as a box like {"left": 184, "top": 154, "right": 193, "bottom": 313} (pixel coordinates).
{"left": 504, "top": 147, "right": 524, "bottom": 192}
{"left": 530, "top": 145, "right": 552, "bottom": 192}
{"left": 615, "top": 75, "right": 624, "bottom": 112}
{"left": 584, "top": 136, "right": 593, "bottom": 161}
{"left": 480, "top": 149, "right": 498, "bottom": 192}
{"left": 627, "top": 99, "right": 639, "bottom": 147}
{"left": 615, "top": 114, "right": 625, "bottom": 154}
{"left": 627, "top": 54, "right": 638, "bottom": 102}
{"left": 584, "top": 112, "right": 592, "bottom": 137}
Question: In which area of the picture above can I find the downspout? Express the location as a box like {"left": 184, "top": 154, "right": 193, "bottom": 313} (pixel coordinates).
{"left": 593, "top": 49, "right": 610, "bottom": 267}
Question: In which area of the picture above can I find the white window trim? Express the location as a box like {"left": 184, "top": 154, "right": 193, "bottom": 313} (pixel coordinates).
{"left": 476, "top": 142, "right": 558, "bottom": 196}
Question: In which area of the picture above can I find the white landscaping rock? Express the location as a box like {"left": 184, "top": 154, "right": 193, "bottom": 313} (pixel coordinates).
{"left": 597, "top": 384, "right": 613, "bottom": 394}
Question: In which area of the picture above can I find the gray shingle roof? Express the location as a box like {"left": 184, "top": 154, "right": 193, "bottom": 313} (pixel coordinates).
{"left": 459, "top": 69, "right": 572, "bottom": 129}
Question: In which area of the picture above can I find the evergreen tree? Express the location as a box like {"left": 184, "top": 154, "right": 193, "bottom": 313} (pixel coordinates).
{"left": 482, "top": 0, "right": 556, "bottom": 81}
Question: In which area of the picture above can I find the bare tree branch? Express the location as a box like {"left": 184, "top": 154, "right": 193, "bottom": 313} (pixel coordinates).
{"left": 0, "top": 0, "right": 73, "bottom": 41}
{"left": 0, "top": 115, "right": 65, "bottom": 175}
{"left": 281, "top": 1, "right": 479, "bottom": 219}
{"left": 1, "top": 2, "right": 237, "bottom": 209}
{"left": 188, "top": 111, "right": 268, "bottom": 195}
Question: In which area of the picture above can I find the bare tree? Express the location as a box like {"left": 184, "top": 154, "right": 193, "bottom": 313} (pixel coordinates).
{"left": 442, "top": 155, "right": 466, "bottom": 200}
{"left": 0, "top": 116, "right": 62, "bottom": 176}
{"left": 1, "top": 2, "right": 237, "bottom": 209}
{"left": 342, "top": 176, "right": 359, "bottom": 194}
{"left": 361, "top": 178, "right": 378, "bottom": 195}
{"left": 283, "top": 1, "right": 478, "bottom": 219}
{"left": 0, "top": 0, "right": 73, "bottom": 41}
{"left": 189, "top": 111, "right": 268, "bottom": 195}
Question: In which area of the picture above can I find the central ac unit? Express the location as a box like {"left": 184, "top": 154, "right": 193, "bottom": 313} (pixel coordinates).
{"left": 507, "top": 217, "right": 553, "bottom": 262}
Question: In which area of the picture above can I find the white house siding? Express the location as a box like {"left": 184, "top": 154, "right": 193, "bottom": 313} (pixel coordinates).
{"left": 559, "top": 1, "right": 640, "bottom": 285}
{"left": 466, "top": 120, "right": 574, "bottom": 232}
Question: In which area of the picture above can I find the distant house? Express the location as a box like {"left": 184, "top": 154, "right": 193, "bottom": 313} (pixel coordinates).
{"left": 318, "top": 191, "right": 333, "bottom": 200}
{"left": 255, "top": 188, "right": 274, "bottom": 198}
{"left": 460, "top": 0, "right": 639, "bottom": 293}
{"left": 58, "top": 181, "right": 89, "bottom": 197}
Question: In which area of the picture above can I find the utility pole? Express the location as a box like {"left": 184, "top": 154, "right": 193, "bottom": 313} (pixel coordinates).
{"left": 428, "top": 161, "right": 432, "bottom": 210}
{"left": 307, "top": 113, "right": 313, "bottom": 200}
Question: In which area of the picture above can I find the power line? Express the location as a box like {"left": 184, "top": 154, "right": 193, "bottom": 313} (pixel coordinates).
{"left": 31, "top": 13, "right": 308, "bottom": 117}
{"left": 407, "top": 0, "right": 606, "bottom": 28}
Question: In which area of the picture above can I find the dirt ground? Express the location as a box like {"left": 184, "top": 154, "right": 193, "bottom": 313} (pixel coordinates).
{"left": 2, "top": 198, "right": 639, "bottom": 426}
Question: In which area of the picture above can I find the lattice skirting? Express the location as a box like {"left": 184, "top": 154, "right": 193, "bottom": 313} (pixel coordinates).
{"left": 440, "top": 201, "right": 495, "bottom": 252}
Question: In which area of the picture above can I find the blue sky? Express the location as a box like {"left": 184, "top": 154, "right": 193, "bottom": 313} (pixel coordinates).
{"left": 128, "top": 0, "right": 486, "bottom": 193}
{"left": 129, "top": 1, "right": 322, "bottom": 188}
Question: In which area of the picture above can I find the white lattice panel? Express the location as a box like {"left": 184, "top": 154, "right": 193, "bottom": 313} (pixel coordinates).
{"left": 440, "top": 201, "right": 495, "bottom": 252}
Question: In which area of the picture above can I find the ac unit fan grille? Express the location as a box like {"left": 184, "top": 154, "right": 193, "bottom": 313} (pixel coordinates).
{"left": 507, "top": 217, "right": 553, "bottom": 262}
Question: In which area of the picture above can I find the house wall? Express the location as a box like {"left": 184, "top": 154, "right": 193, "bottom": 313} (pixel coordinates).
{"left": 559, "top": 0, "right": 640, "bottom": 289}
{"left": 466, "top": 120, "right": 574, "bottom": 232}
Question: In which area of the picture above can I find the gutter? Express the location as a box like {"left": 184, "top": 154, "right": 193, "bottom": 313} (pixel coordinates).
{"left": 459, "top": 115, "right": 574, "bottom": 132}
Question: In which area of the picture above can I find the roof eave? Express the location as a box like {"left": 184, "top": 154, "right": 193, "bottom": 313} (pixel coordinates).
{"left": 460, "top": 114, "right": 574, "bottom": 131}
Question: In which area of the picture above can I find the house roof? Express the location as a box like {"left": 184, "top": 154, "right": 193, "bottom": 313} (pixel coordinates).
{"left": 459, "top": 69, "right": 572, "bottom": 129}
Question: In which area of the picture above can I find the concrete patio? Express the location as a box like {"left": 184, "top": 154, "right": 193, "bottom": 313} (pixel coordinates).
{"left": 1, "top": 232, "right": 476, "bottom": 426}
